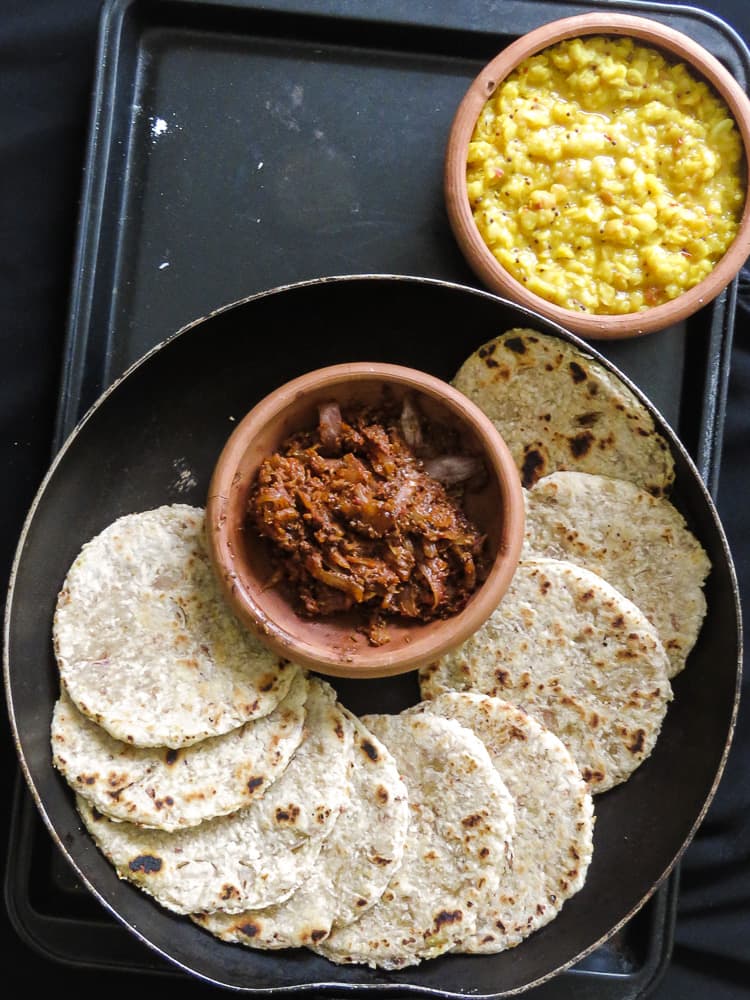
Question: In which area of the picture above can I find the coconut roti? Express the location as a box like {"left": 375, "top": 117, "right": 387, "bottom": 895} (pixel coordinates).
{"left": 408, "top": 691, "right": 595, "bottom": 953}
{"left": 522, "top": 471, "right": 711, "bottom": 677}
{"left": 76, "top": 677, "right": 353, "bottom": 915}
{"left": 51, "top": 670, "right": 308, "bottom": 831}
{"left": 313, "top": 711, "right": 515, "bottom": 970}
{"left": 193, "top": 708, "right": 409, "bottom": 949}
{"left": 53, "top": 505, "right": 297, "bottom": 748}
{"left": 452, "top": 328, "right": 675, "bottom": 495}
{"left": 420, "top": 558, "right": 673, "bottom": 792}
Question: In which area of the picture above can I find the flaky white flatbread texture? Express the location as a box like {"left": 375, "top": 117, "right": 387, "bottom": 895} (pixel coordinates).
{"left": 53, "top": 504, "right": 297, "bottom": 748}
{"left": 408, "top": 692, "right": 594, "bottom": 953}
{"left": 452, "top": 328, "right": 675, "bottom": 496}
{"left": 51, "top": 670, "right": 308, "bottom": 831}
{"left": 313, "top": 711, "right": 515, "bottom": 970}
{"left": 419, "top": 558, "right": 673, "bottom": 793}
{"left": 521, "top": 472, "right": 711, "bottom": 677}
{"left": 76, "top": 677, "right": 353, "bottom": 915}
{"left": 193, "top": 709, "right": 409, "bottom": 949}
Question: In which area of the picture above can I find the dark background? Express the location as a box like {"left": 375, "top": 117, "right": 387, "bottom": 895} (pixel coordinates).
{"left": 2, "top": 1, "right": 748, "bottom": 996}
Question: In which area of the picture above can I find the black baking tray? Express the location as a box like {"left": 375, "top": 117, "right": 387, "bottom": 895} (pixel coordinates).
{"left": 4, "top": 0, "right": 746, "bottom": 995}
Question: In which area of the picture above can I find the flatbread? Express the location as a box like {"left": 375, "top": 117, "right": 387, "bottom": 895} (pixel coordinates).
{"left": 408, "top": 692, "right": 594, "bottom": 953}
{"left": 313, "top": 711, "right": 515, "bottom": 970}
{"left": 54, "top": 504, "right": 297, "bottom": 748}
{"left": 452, "top": 328, "right": 675, "bottom": 496}
{"left": 193, "top": 709, "right": 409, "bottom": 949}
{"left": 51, "top": 670, "right": 308, "bottom": 831}
{"left": 76, "top": 677, "right": 353, "bottom": 915}
{"left": 419, "top": 558, "right": 673, "bottom": 792}
{"left": 522, "top": 471, "right": 711, "bottom": 677}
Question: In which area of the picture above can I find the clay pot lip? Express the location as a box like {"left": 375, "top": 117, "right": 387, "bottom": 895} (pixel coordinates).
{"left": 205, "top": 360, "right": 525, "bottom": 680}
{"left": 444, "top": 11, "right": 750, "bottom": 341}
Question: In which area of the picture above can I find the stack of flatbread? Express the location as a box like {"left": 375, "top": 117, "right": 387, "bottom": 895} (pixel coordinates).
{"left": 419, "top": 328, "right": 711, "bottom": 795}
{"left": 48, "top": 328, "right": 711, "bottom": 973}
{"left": 51, "top": 506, "right": 412, "bottom": 949}
{"left": 51, "top": 503, "right": 598, "bottom": 970}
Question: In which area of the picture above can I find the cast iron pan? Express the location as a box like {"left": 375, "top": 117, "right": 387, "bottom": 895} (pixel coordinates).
{"left": 4, "top": 276, "right": 742, "bottom": 997}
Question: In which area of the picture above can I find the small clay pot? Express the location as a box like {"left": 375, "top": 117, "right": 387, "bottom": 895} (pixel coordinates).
{"left": 444, "top": 12, "right": 750, "bottom": 340}
{"left": 206, "top": 361, "right": 525, "bottom": 679}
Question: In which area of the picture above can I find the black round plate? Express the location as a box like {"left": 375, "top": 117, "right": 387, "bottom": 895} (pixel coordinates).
{"left": 4, "top": 275, "right": 741, "bottom": 997}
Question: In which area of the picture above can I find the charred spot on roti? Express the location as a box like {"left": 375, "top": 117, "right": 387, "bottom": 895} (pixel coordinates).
{"left": 371, "top": 854, "right": 392, "bottom": 867}
{"left": 581, "top": 767, "right": 605, "bottom": 785}
{"left": 576, "top": 411, "right": 601, "bottom": 427}
{"left": 628, "top": 729, "right": 647, "bottom": 754}
{"left": 617, "top": 648, "right": 639, "bottom": 661}
{"left": 248, "top": 777, "right": 264, "bottom": 793}
{"left": 521, "top": 446, "right": 546, "bottom": 487}
{"left": 164, "top": 749, "right": 179, "bottom": 765}
{"left": 504, "top": 336, "right": 527, "bottom": 354}
{"left": 360, "top": 739, "right": 379, "bottom": 762}
{"left": 569, "top": 431, "right": 594, "bottom": 458}
{"left": 569, "top": 361, "right": 587, "bottom": 383}
{"left": 274, "top": 804, "right": 301, "bottom": 825}
{"left": 434, "top": 909, "right": 463, "bottom": 929}
{"left": 238, "top": 922, "right": 260, "bottom": 938}
{"left": 128, "top": 854, "right": 162, "bottom": 874}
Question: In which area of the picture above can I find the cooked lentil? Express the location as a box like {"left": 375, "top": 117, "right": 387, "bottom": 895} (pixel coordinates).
{"left": 467, "top": 35, "right": 745, "bottom": 313}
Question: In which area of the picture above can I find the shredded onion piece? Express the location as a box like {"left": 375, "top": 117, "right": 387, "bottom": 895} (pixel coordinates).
{"left": 318, "top": 401, "right": 343, "bottom": 451}
{"left": 422, "top": 455, "right": 485, "bottom": 485}
{"left": 400, "top": 394, "right": 424, "bottom": 450}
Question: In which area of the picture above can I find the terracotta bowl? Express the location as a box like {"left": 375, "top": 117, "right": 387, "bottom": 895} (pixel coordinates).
{"left": 445, "top": 12, "right": 750, "bottom": 340}
{"left": 206, "top": 361, "right": 525, "bottom": 679}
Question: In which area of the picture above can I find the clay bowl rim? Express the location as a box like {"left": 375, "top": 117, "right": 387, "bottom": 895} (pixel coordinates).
{"left": 205, "top": 360, "right": 525, "bottom": 680}
{"left": 444, "top": 11, "right": 750, "bottom": 341}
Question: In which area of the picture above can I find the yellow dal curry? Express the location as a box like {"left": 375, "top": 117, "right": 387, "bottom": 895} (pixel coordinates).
{"left": 467, "top": 35, "right": 745, "bottom": 314}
